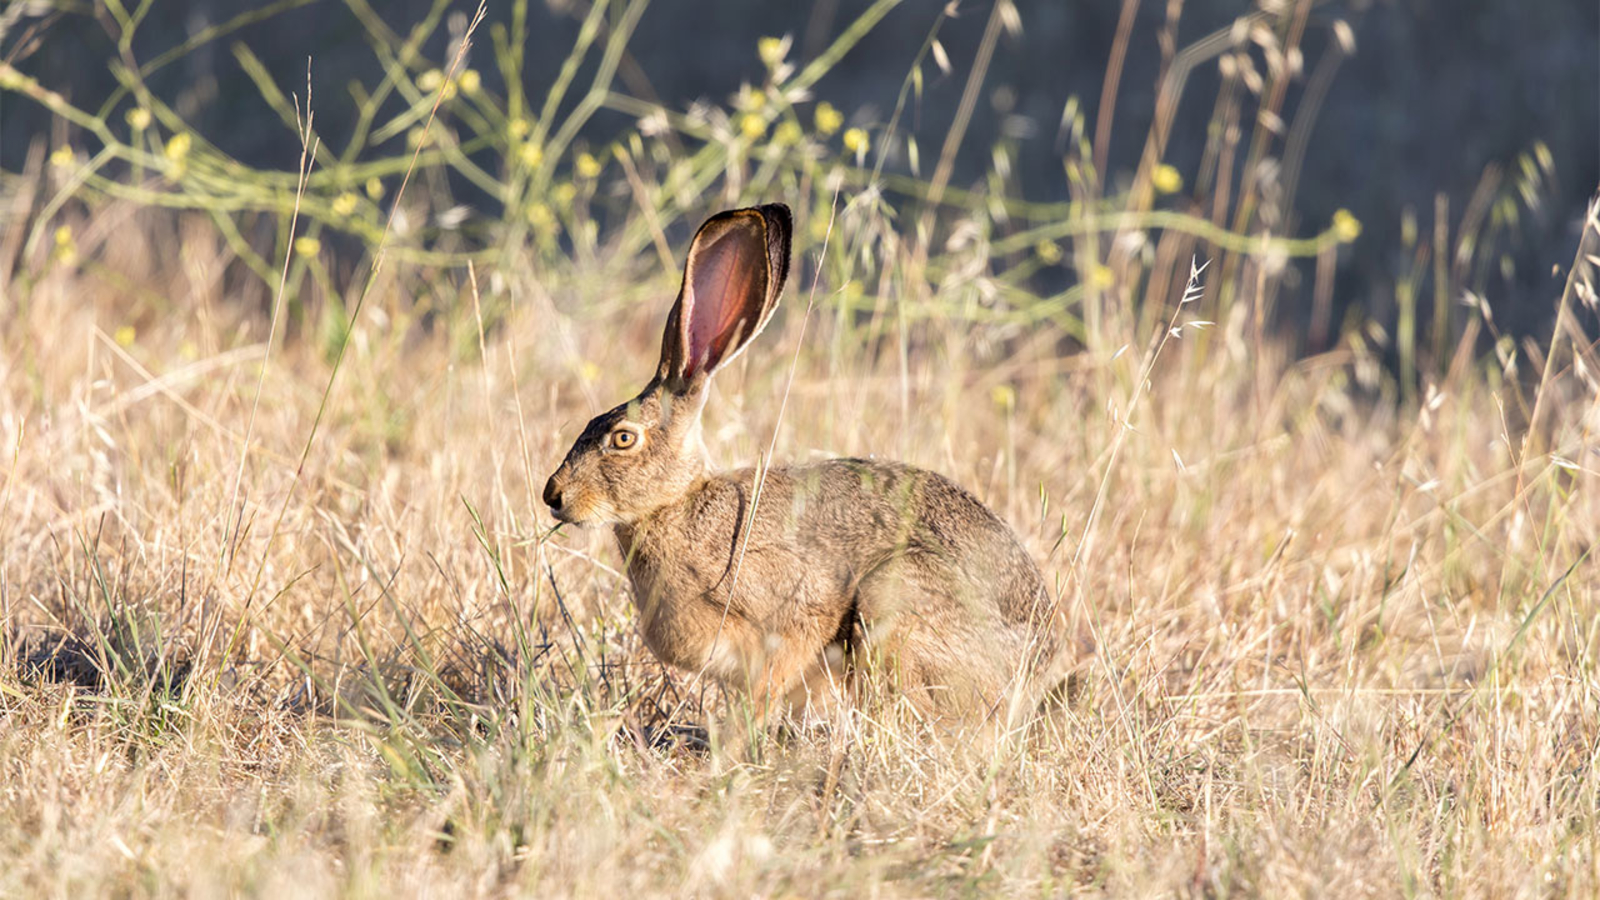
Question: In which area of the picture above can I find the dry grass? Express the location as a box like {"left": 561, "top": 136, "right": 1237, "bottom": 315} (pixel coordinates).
{"left": 2, "top": 193, "right": 1597, "bottom": 898}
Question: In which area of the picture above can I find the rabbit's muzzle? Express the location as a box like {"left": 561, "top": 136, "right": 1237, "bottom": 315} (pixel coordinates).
{"left": 542, "top": 461, "right": 617, "bottom": 525}
{"left": 543, "top": 468, "right": 574, "bottom": 522}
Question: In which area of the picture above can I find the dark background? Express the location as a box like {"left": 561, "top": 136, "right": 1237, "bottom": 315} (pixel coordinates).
{"left": 3, "top": 0, "right": 1597, "bottom": 341}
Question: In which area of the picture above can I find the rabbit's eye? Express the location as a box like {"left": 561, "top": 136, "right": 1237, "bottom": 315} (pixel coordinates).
{"left": 609, "top": 428, "right": 639, "bottom": 450}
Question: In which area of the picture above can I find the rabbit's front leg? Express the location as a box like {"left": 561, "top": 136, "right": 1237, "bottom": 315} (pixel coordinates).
{"left": 712, "top": 631, "right": 817, "bottom": 762}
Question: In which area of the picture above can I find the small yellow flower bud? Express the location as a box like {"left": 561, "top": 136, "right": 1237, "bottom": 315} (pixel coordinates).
{"left": 527, "top": 203, "right": 555, "bottom": 230}
{"left": 332, "top": 192, "right": 359, "bottom": 216}
{"left": 1333, "top": 208, "right": 1362, "bottom": 243}
{"left": 990, "top": 384, "right": 1016, "bottom": 412}
{"left": 1151, "top": 163, "right": 1183, "bottom": 195}
{"left": 814, "top": 102, "right": 843, "bottom": 136}
{"left": 294, "top": 236, "right": 321, "bottom": 257}
{"left": 164, "top": 132, "right": 192, "bottom": 162}
{"left": 125, "top": 107, "right": 152, "bottom": 131}
{"left": 758, "top": 36, "right": 787, "bottom": 69}
{"left": 52, "top": 225, "right": 77, "bottom": 266}
{"left": 842, "top": 127, "right": 869, "bottom": 158}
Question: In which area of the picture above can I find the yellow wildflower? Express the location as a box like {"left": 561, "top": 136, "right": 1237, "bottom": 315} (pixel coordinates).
{"left": 164, "top": 132, "right": 191, "bottom": 162}
{"left": 758, "top": 36, "right": 787, "bottom": 69}
{"left": 527, "top": 203, "right": 555, "bottom": 230}
{"left": 1333, "top": 209, "right": 1362, "bottom": 243}
{"left": 774, "top": 120, "right": 803, "bottom": 146}
{"left": 53, "top": 226, "right": 77, "bottom": 266}
{"left": 1151, "top": 163, "right": 1183, "bottom": 195}
{"left": 814, "top": 102, "right": 843, "bottom": 136}
{"left": 990, "top": 384, "right": 1016, "bottom": 412}
{"left": 842, "top": 127, "right": 869, "bottom": 158}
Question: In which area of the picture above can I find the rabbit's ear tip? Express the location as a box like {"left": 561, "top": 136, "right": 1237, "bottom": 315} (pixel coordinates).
{"left": 755, "top": 203, "right": 792, "bottom": 250}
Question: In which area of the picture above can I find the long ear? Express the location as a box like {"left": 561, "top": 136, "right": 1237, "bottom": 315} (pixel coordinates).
{"left": 657, "top": 203, "right": 792, "bottom": 392}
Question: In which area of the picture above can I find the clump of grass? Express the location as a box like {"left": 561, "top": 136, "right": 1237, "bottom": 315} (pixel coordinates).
{"left": 2, "top": 0, "right": 1598, "bottom": 895}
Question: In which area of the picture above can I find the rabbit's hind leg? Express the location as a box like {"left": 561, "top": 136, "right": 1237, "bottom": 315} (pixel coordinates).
{"left": 851, "top": 552, "right": 1015, "bottom": 729}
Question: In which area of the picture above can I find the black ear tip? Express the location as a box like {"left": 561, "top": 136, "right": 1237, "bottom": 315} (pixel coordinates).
{"left": 757, "top": 203, "right": 792, "bottom": 234}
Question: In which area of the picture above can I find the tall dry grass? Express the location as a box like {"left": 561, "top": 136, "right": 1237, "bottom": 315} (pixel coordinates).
{"left": 3, "top": 0, "right": 1598, "bottom": 896}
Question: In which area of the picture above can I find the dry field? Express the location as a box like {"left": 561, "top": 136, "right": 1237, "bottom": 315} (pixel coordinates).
{"left": 2, "top": 196, "right": 1597, "bottom": 896}
{"left": 3, "top": 1, "right": 1599, "bottom": 896}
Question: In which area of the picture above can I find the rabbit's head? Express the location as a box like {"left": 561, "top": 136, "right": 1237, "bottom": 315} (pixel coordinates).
{"left": 543, "top": 204, "right": 792, "bottom": 526}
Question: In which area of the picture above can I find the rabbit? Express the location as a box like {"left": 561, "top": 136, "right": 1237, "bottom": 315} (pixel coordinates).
{"left": 543, "top": 203, "right": 1070, "bottom": 752}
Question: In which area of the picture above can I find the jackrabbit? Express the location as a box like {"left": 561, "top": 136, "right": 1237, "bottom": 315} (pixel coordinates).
{"left": 544, "top": 203, "right": 1068, "bottom": 748}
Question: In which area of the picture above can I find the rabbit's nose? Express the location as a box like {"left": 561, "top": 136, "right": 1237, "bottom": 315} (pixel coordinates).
{"left": 543, "top": 476, "right": 564, "bottom": 512}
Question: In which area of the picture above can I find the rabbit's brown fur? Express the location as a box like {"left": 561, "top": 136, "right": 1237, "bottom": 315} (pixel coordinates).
{"left": 545, "top": 204, "right": 1068, "bottom": 746}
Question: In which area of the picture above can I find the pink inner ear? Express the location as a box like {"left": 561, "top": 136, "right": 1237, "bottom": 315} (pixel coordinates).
{"left": 685, "top": 226, "right": 764, "bottom": 379}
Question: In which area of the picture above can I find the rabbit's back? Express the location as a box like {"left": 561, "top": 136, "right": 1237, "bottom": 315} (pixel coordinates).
{"left": 776, "top": 458, "right": 1050, "bottom": 623}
